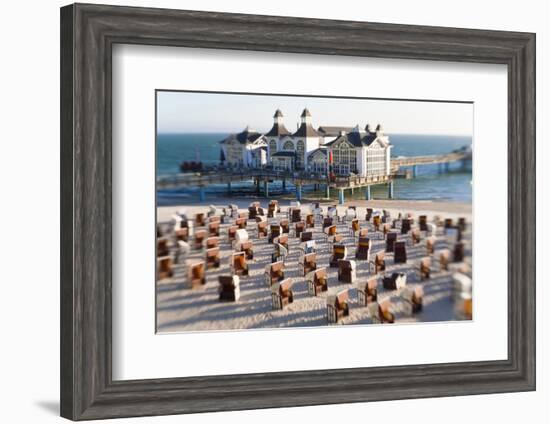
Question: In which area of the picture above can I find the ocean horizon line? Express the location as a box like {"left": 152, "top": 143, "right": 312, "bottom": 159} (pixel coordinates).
{"left": 157, "top": 131, "right": 473, "bottom": 138}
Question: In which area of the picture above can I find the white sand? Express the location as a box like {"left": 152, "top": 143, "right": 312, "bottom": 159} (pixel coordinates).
{"left": 156, "top": 200, "right": 472, "bottom": 333}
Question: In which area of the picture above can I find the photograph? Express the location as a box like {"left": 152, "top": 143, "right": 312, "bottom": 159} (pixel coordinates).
{"left": 155, "top": 90, "right": 473, "bottom": 333}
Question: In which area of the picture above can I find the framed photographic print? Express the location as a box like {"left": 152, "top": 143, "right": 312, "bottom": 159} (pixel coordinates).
{"left": 60, "top": 3, "right": 536, "bottom": 420}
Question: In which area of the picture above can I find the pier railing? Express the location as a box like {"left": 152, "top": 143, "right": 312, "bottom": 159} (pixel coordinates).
{"left": 331, "top": 174, "right": 391, "bottom": 188}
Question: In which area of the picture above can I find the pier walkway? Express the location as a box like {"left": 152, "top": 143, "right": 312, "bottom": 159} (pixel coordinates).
{"left": 392, "top": 151, "right": 468, "bottom": 169}
{"left": 157, "top": 149, "right": 471, "bottom": 204}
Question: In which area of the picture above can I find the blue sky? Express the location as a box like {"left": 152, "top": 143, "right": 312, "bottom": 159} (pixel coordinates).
{"left": 157, "top": 90, "right": 473, "bottom": 136}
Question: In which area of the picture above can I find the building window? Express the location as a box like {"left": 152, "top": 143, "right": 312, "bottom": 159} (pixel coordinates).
{"left": 226, "top": 142, "right": 243, "bottom": 166}
{"left": 283, "top": 140, "right": 294, "bottom": 151}
{"left": 296, "top": 140, "right": 305, "bottom": 169}
{"left": 366, "top": 147, "right": 386, "bottom": 176}
{"left": 274, "top": 157, "right": 292, "bottom": 171}
{"left": 332, "top": 143, "right": 356, "bottom": 174}
{"left": 310, "top": 154, "right": 327, "bottom": 173}
{"left": 269, "top": 140, "right": 277, "bottom": 155}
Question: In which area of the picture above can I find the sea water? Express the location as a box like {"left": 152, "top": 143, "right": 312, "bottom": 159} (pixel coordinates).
{"left": 156, "top": 133, "right": 472, "bottom": 205}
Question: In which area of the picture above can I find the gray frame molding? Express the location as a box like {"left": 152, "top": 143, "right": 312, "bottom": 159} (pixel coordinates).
{"left": 60, "top": 3, "right": 536, "bottom": 420}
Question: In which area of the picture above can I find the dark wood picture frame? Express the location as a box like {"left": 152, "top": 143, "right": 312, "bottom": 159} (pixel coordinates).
{"left": 60, "top": 3, "right": 536, "bottom": 420}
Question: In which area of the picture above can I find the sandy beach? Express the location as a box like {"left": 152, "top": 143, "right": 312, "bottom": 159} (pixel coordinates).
{"left": 156, "top": 198, "right": 472, "bottom": 334}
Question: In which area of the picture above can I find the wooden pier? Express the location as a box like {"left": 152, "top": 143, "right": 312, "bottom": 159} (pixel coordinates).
{"left": 157, "top": 149, "right": 471, "bottom": 204}
{"left": 391, "top": 151, "right": 468, "bottom": 169}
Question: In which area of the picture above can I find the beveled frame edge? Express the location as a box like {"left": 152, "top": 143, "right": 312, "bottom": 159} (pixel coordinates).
{"left": 60, "top": 3, "right": 536, "bottom": 420}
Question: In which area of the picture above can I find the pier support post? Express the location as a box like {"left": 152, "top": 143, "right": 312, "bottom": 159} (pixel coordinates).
{"left": 365, "top": 185, "right": 371, "bottom": 201}
{"left": 227, "top": 181, "right": 232, "bottom": 195}
{"left": 388, "top": 181, "right": 394, "bottom": 199}
{"left": 282, "top": 179, "right": 286, "bottom": 191}
{"left": 338, "top": 189, "right": 345, "bottom": 205}
{"left": 412, "top": 165, "right": 417, "bottom": 178}
{"left": 264, "top": 180, "right": 269, "bottom": 198}
{"left": 296, "top": 184, "right": 302, "bottom": 201}
{"left": 438, "top": 163, "right": 443, "bottom": 174}
{"left": 326, "top": 185, "right": 330, "bottom": 199}
{"left": 445, "top": 162, "right": 450, "bottom": 172}
{"left": 199, "top": 187, "right": 206, "bottom": 202}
